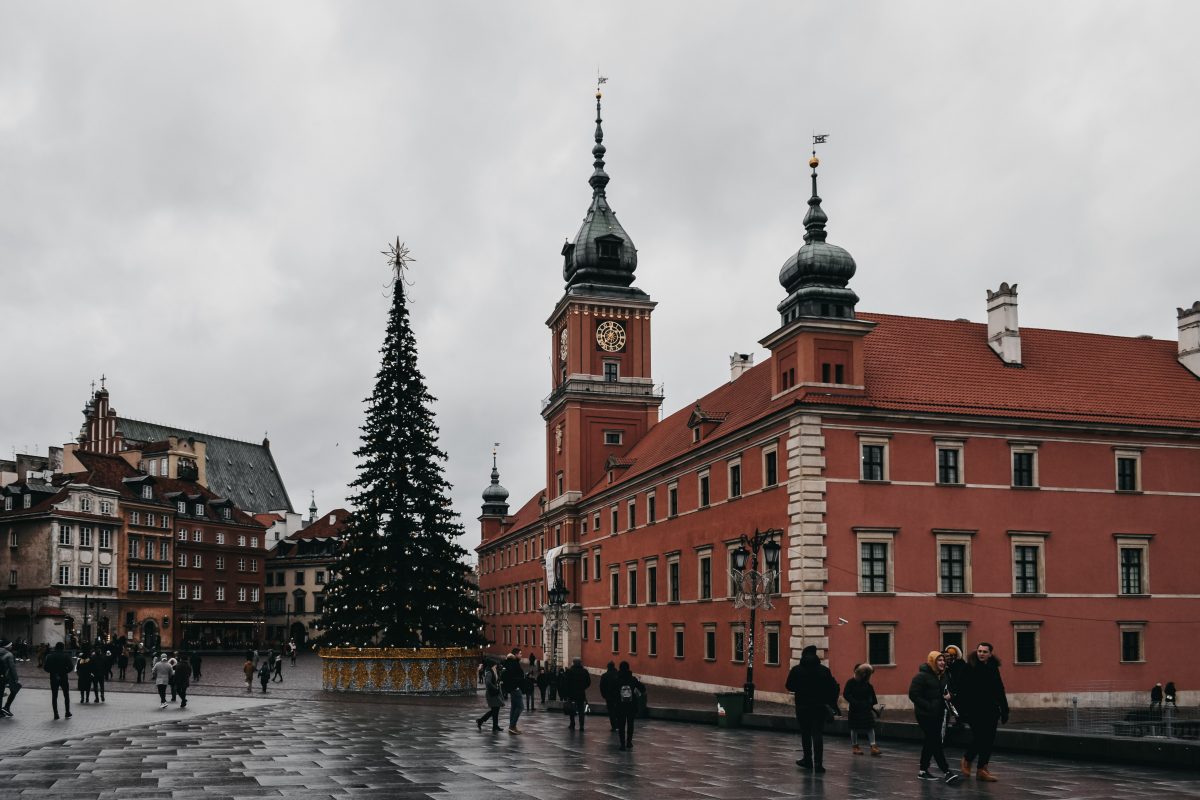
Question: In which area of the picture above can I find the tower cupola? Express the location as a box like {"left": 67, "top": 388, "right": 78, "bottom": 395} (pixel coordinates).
{"left": 481, "top": 447, "right": 510, "bottom": 517}
{"left": 561, "top": 87, "right": 645, "bottom": 299}
{"left": 777, "top": 154, "right": 859, "bottom": 324}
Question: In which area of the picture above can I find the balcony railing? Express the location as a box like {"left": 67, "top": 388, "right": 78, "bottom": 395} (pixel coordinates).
{"left": 542, "top": 379, "right": 664, "bottom": 411}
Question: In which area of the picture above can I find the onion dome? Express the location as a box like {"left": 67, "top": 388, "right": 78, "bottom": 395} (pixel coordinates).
{"left": 481, "top": 449, "right": 510, "bottom": 517}
{"left": 561, "top": 89, "right": 645, "bottom": 298}
{"left": 777, "top": 155, "right": 859, "bottom": 324}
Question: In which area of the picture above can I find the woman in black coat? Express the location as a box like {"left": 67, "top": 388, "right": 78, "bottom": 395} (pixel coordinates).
{"left": 908, "top": 651, "right": 959, "bottom": 783}
{"left": 785, "top": 645, "right": 839, "bottom": 773}
{"left": 842, "top": 663, "right": 881, "bottom": 755}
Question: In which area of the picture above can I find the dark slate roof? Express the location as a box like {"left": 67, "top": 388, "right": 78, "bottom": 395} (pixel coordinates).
{"left": 115, "top": 418, "right": 293, "bottom": 514}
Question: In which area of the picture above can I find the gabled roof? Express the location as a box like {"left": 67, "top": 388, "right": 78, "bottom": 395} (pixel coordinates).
{"left": 289, "top": 508, "right": 351, "bottom": 541}
{"left": 116, "top": 419, "right": 293, "bottom": 514}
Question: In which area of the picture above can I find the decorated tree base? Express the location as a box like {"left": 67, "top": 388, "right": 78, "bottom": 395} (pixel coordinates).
{"left": 319, "top": 647, "right": 481, "bottom": 695}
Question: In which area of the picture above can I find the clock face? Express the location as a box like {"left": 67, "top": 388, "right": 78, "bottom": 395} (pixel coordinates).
{"left": 559, "top": 328, "right": 568, "bottom": 361}
{"left": 596, "top": 320, "right": 626, "bottom": 352}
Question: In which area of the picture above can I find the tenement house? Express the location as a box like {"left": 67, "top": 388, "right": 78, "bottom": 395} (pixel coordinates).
{"left": 265, "top": 507, "right": 348, "bottom": 648}
{"left": 476, "top": 93, "right": 1200, "bottom": 706}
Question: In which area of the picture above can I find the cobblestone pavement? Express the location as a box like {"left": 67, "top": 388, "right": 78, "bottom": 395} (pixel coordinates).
{"left": 0, "top": 693, "right": 1197, "bottom": 799}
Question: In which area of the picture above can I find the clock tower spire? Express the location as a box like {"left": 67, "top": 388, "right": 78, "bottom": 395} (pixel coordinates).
{"left": 543, "top": 84, "right": 662, "bottom": 514}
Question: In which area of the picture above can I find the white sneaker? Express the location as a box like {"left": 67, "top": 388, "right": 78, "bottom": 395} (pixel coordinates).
{"left": 160, "top": 702, "right": 167, "bottom": 708}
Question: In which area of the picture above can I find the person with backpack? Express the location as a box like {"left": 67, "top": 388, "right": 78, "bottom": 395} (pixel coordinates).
{"left": 843, "top": 663, "right": 882, "bottom": 756}
{"left": 613, "top": 662, "right": 645, "bottom": 751}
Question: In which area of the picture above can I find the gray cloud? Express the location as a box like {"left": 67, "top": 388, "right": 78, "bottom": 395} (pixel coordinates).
{"left": 3, "top": 2, "right": 1197, "bottom": 555}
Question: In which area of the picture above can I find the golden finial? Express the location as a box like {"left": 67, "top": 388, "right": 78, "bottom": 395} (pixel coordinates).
{"left": 809, "top": 155, "right": 820, "bottom": 169}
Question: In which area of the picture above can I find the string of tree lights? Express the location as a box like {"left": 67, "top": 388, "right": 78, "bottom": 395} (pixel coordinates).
{"left": 316, "top": 241, "right": 485, "bottom": 649}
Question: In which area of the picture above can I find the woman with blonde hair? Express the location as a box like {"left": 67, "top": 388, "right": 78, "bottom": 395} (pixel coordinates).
{"left": 908, "top": 651, "right": 961, "bottom": 783}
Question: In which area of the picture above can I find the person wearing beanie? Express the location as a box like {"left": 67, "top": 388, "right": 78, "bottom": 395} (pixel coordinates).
{"left": 960, "top": 642, "right": 1009, "bottom": 782}
{"left": 785, "top": 644, "right": 839, "bottom": 774}
{"left": 908, "top": 651, "right": 960, "bottom": 784}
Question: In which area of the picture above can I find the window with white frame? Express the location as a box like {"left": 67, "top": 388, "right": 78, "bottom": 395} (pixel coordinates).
{"left": 193, "top": 529, "right": 202, "bottom": 542}
{"left": 1115, "top": 449, "right": 1142, "bottom": 492}
{"left": 251, "top": 587, "right": 260, "bottom": 602}
{"left": 142, "top": 485, "right": 153, "bottom": 500}
{"left": 99, "top": 528, "right": 112, "bottom": 549}
{"left": 668, "top": 482, "right": 678, "bottom": 517}
{"left": 192, "top": 584, "right": 202, "bottom": 600}
{"left": 100, "top": 500, "right": 112, "bottom": 515}
{"left": 865, "top": 622, "right": 896, "bottom": 666}
{"left": 238, "top": 587, "right": 247, "bottom": 602}
{"left": 129, "top": 572, "right": 139, "bottom": 591}
{"left": 674, "top": 625, "right": 685, "bottom": 658}
{"left": 648, "top": 624, "right": 658, "bottom": 657}
{"left": 216, "top": 585, "right": 226, "bottom": 601}
{"left": 668, "top": 554, "right": 681, "bottom": 602}
{"left": 604, "top": 430, "right": 623, "bottom": 446}
{"left": 628, "top": 625, "right": 638, "bottom": 655}
{"left": 856, "top": 529, "right": 896, "bottom": 593}
{"left": 178, "top": 584, "right": 188, "bottom": 599}
{"left": 936, "top": 531, "right": 973, "bottom": 594}
{"left": 159, "top": 573, "right": 168, "bottom": 592}
{"left": 939, "top": 622, "right": 969, "bottom": 652}
{"left": 192, "top": 554, "right": 202, "bottom": 568}
{"left": 627, "top": 498, "right": 636, "bottom": 530}
{"left": 763, "top": 447, "right": 778, "bottom": 488}
{"left": 80, "top": 527, "right": 93, "bottom": 547}
{"left": 160, "top": 541, "right": 169, "bottom": 560}
{"left": 80, "top": 497, "right": 92, "bottom": 512}
{"left": 764, "top": 624, "right": 781, "bottom": 666}
{"left": 935, "top": 438, "right": 965, "bottom": 485}
{"left": 627, "top": 563, "right": 638, "bottom": 606}
{"left": 98, "top": 567, "right": 110, "bottom": 587}
{"left": 593, "top": 549, "right": 601, "bottom": 580}
{"left": 646, "top": 559, "right": 658, "bottom": 604}
{"left": 594, "top": 616, "right": 601, "bottom": 641}
{"left": 732, "top": 623, "right": 745, "bottom": 663}
{"left": 216, "top": 556, "right": 225, "bottom": 570}
{"left": 647, "top": 491, "right": 656, "bottom": 523}
{"left": 177, "top": 528, "right": 187, "bottom": 541}
{"left": 611, "top": 624, "right": 620, "bottom": 653}
{"left": 697, "top": 547, "right": 713, "bottom": 600}
{"left": 58, "top": 526, "right": 71, "bottom": 546}
{"left": 130, "top": 511, "right": 141, "bottom": 526}
{"left": 177, "top": 501, "right": 186, "bottom": 514}
{"left": 216, "top": 532, "right": 226, "bottom": 544}
{"left": 238, "top": 534, "right": 246, "bottom": 547}
{"left": 1010, "top": 533, "right": 1048, "bottom": 594}
{"left": 610, "top": 567, "right": 619, "bottom": 606}
{"left": 703, "top": 625, "right": 717, "bottom": 661}
{"left": 1010, "top": 441, "right": 1039, "bottom": 488}
{"left": 1013, "top": 622, "right": 1041, "bottom": 664}
{"left": 728, "top": 459, "right": 742, "bottom": 498}
{"left": 610, "top": 507, "right": 618, "bottom": 533}
{"left": 79, "top": 566, "right": 91, "bottom": 586}
{"left": 698, "top": 470, "right": 710, "bottom": 507}
{"left": 58, "top": 565, "right": 70, "bottom": 585}
{"left": 1115, "top": 535, "right": 1151, "bottom": 595}
{"left": 194, "top": 503, "right": 204, "bottom": 516}
{"left": 858, "top": 435, "right": 890, "bottom": 482}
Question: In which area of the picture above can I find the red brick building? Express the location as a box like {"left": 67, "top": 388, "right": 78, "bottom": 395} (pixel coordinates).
{"left": 476, "top": 97, "right": 1200, "bottom": 706}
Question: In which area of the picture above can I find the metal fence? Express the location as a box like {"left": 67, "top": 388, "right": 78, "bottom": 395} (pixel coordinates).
{"left": 1062, "top": 681, "right": 1198, "bottom": 739}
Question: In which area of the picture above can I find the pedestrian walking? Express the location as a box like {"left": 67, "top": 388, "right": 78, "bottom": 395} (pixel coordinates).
{"left": 167, "top": 652, "right": 179, "bottom": 702}
{"left": 243, "top": 656, "right": 255, "bottom": 691}
{"left": 1150, "top": 682, "right": 1164, "bottom": 709}
{"left": 547, "top": 665, "right": 560, "bottom": 702}
{"left": 500, "top": 647, "right": 525, "bottom": 734}
{"left": 476, "top": 661, "right": 503, "bottom": 732}
{"left": 786, "top": 644, "right": 839, "bottom": 774}
{"left": 117, "top": 648, "right": 129, "bottom": 681}
{"left": 272, "top": 651, "right": 284, "bottom": 682}
{"left": 289, "top": 640, "right": 297, "bottom": 666}
{"left": 599, "top": 661, "right": 619, "bottom": 732}
{"left": 959, "top": 642, "right": 1009, "bottom": 783}
{"left": 152, "top": 653, "right": 173, "bottom": 708}
{"left": 77, "top": 651, "right": 93, "bottom": 704}
{"left": 0, "top": 640, "right": 21, "bottom": 717}
{"left": 843, "top": 663, "right": 882, "bottom": 756}
{"left": 105, "top": 649, "right": 114, "bottom": 680}
{"left": 43, "top": 641, "right": 73, "bottom": 720}
{"left": 522, "top": 654, "right": 538, "bottom": 711}
{"left": 613, "top": 661, "right": 645, "bottom": 751}
{"left": 1165, "top": 681, "right": 1178, "bottom": 708}
{"left": 90, "top": 649, "right": 107, "bottom": 702}
{"left": 189, "top": 652, "right": 202, "bottom": 683}
{"left": 258, "top": 659, "right": 271, "bottom": 692}
{"left": 908, "top": 651, "right": 961, "bottom": 784}
{"left": 563, "top": 657, "right": 592, "bottom": 730}
{"left": 133, "top": 649, "right": 147, "bottom": 683}
{"left": 175, "top": 654, "right": 192, "bottom": 709}
{"left": 536, "top": 665, "right": 551, "bottom": 705}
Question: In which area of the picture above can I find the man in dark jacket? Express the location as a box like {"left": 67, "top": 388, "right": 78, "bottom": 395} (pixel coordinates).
{"left": 43, "top": 642, "right": 73, "bottom": 720}
{"left": 563, "top": 657, "right": 592, "bottom": 730}
{"left": 959, "top": 642, "right": 1009, "bottom": 783}
{"left": 785, "top": 645, "right": 839, "bottom": 773}
{"left": 599, "top": 662, "right": 619, "bottom": 732}
{"left": 175, "top": 654, "right": 192, "bottom": 709}
{"left": 500, "top": 648, "right": 525, "bottom": 734}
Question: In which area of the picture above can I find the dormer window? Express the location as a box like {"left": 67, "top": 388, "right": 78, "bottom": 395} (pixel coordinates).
{"left": 222, "top": 507, "right": 231, "bottom": 520}
{"left": 23, "top": 494, "right": 32, "bottom": 509}
{"left": 194, "top": 503, "right": 204, "bottom": 516}
{"left": 141, "top": 485, "right": 153, "bottom": 500}
{"left": 597, "top": 239, "right": 622, "bottom": 259}
{"left": 3, "top": 497, "right": 11, "bottom": 511}
{"left": 176, "top": 501, "right": 186, "bottom": 515}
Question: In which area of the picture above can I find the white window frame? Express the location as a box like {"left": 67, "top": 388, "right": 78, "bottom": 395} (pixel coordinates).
{"left": 934, "top": 438, "right": 965, "bottom": 486}
{"left": 728, "top": 457, "right": 742, "bottom": 499}
{"left": 696, "top": 546, "right": 714, "bottom": 600}
{"left": 1114, "top": 448, "right": 1143, "bottom": 493}
{"left": 668, "top": 482, "right": 679, "bottom": 517}
{"left": 178, "top": 553, "right": 187, "bottom": 568}
{"left": 647, "top": 624, "right": 658, "bottom": 657}
{"left": 1115, "top": 534, "right": 1151, "bottom": 596}
{"left": 98, "top": 567, "right": 110, "bottom": 587}
{"left": 673, "top": 624, "right": 685, "bottom": 659}
{"left": 731, "top": 622, "right": 746, "bottom": 664}
{"left": 934, "top": 530, "right": 974, "bottom": 595}
{"left": 703, "top": 624, "right": 717, "bottom": 661}
{"left": 698, "top": 470, "right": 711, "bottom": 507}
{"left": 1010, "top": 532, "right": 1049, "bottom": 595}
{"left": 762, "top": 445, "right": 779, "bottom": 488}
{"left": 626, "top": 563, "right": 638, "bottom": 606}
{"left": 764, "top": 623, "right": 781, "bottom": 666}
{"left": 855, "top": 528, "right": 896, "bottom": 594}
{"left": 627, "top": 498, "right": 636, "bottom": 530}
{"left": 178, "top": 584, "right": 188, "bottom": 600}
{"left": 1009, "top": 441, "right": 1040, "bottom": 488}
{"left": 238, "top": 586, "right": 247, "bottom": 602}
{"left": 858, "top": 434, "right": 891, "bottom": 482}
{"left": 645, "top": 557, "right": 658, "bottom": 605}
{"left": 192, "top": 584, "right": 202, "bottom": 600}
{"left": 603, "top": 430, "right": 623, "bottom": 446}
{"left": 216, "top": 585, "right": 226, "bottom": 601}
{"left": 141, "top": 485, "right": 153, "bottom": 500}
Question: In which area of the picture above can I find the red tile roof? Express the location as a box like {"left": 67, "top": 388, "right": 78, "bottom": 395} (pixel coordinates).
{"left": 288, "top": 508, "right": 351, "bottom": 540}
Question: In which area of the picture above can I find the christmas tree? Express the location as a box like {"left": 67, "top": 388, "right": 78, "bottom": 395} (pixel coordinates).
{"left": 318, "top": 240, "right": 484, "bottom": 648}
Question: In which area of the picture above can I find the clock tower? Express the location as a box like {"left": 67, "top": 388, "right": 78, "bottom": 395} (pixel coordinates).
{"left": 543, "top": 88, "right": 662, "bottom": 513}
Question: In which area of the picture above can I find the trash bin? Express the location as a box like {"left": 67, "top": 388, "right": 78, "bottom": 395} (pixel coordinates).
{"left": 716, "top": 691, "right": 746, "bottom": 728}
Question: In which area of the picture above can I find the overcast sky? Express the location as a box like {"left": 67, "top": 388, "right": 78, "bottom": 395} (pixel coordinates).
{"left": 3, "top": 3, "right": 1197, "bottom": 557}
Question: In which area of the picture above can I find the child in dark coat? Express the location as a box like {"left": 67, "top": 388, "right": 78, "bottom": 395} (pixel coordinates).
{"left": 843, "top": 663, "right": 882, "bottom": 755}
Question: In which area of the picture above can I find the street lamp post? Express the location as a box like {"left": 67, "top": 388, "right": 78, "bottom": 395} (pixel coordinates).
{"left": 730, "top": 527, "right": 783, "bottom": 713}
{"left": 545, "top": 578, "right": 569, "bottom": 668}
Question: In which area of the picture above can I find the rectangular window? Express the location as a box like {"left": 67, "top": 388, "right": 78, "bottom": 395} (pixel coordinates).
{"left": 1014, "top": 626, "right": 1040, "bottom": 664}
{"left": 79, "top": 566, "right": 91, "bottom": 587}
{"left": 129, "top": 538, "right": 139, "bottom": 559}
{"left": 145, "top": 540, "right": 154, "bottom": 559}
{"left": 610, "top": 507, "right": 618, "bottom": 533}
{"left": 159, "top": 541, "right": 168, "bottom": 560}
{"left": 142, "top": 485, "right": 153, "bottom": 500}
{"left": 1014, "top": 544, "right": 1041, "bottom": 594}
{"left": 129, "top": 572, "right": 139, "bottom": 591}
{"left": 866, "top": 626, "right": 895, "bottom": 666}
{"left": 194, "top": 503, "right": 204, "bottom": 516}
{"left": 732, "top": 627, "right": 745, "bottom": 663}
{"left": 1120, "top": 625, "right": 1145, "bottom": 663}
{"left": 860, "top": 541, "right": 890, "bottom": 593}
{"left": 80, "top": 497, "right": 91, "bottom": 512}
{"left": 648, "top": 625, "right": 658, "bottom": 657}
{"left": 611, "top": 625, "right": 620, "bottom": 653}
{"left": 251, "top": 588, "right": 260, "bottom": 602}
{"left": 627, "top": 565, "right": 638, "bottom": 605}
{"left": 193, "top": 529, "right": 202, "bottom": 542}
{"left": 581, "top": 616, "right": 588, "bottom": 640}
{"left": 604, "top": 430, "right": 623, "bottom": 445}
{"left": 764, "top": 448, "right": 778, "bottom": 487}
{"left": 765, "top": 626, "right": 780, "bottom": 666}
{"left": 216, "top": 532, "right": 226, "bottom": 545}
{"left": 1117, "top": 537, "right": 1150, "bottom": 595}
{"left": 628, "top": 626, "right": 638, "bottom": 655}
{"left": 581, "top": 556, "right": 589, "bottom": 582}
{"left": 937, "top": 444, "right": 963, "bottom": 485}
{"left": 647, "top": 493, "right": 656, "bottom": 523}
{"left": 674, "top": 627, "right": 685, "bottom": 658}
{"left": 147, "top": 512, "right": 156, "bottom": 526}
{"left": 216, "top": 585, "right": 226, "bottom": 601}
{"left": 593, "top": 549, "right": 601, "bottom": 581}
{"left": 1011, "top": 443, "right": 1039, "bottom": 487}
{"left": 193, "top": 554, "right": 202, "bottom": 568}
{"left": 97, "top": 567, "right": 109, "bottom": 586}
{"left": 251, "top": 559, "right": 258, "bottom": 572}
{"left": 699, "top": 553, "right": 712, "bottom": 600}
{"left": 594, "top": 616, "right": 601, "bottom": 641}
{"left": 159, "top": 573, "right": 168, "bottom": 592}
{"left": 627, "top": 499, "right": 636, "bottom": 530}
{"left": 238, "top": 587, "right": 247, "bottom": 602}
{"left": 178, "top": 584, "right": 188, "bottom": 599}
{"left": 238, "top": 535, "right": 246, "bottom": 547}
{"left": 728, "top": 461, "right": 742, "bottom": 498}
{"left": 178, "top": 553, "right": 187, "bottom": 568}
{"left": 940, "top": 625, "right": 967, "bottom": 653}
{"left": 58, "top": 565, "right": 70, "bottom": 585}
{"left": 316, "top": 570, "right": 326, "bottom": 584}
{"left": 704, "top": 627, "right": 716, "bottom": 661}
{"left": 699, "top": 472, "right": 710, "bottom": 507}
{"left": 610, "top": 569, "right": 619, "bottom": 606}
{"left": 593, "top": 512, "right": 601, "bottom": 531}
{"left": 192, "top": 585, "right": 202, "bottom": 600}
{"left": 668, "top": 484, "right": 678, "bottom": 517}
{"left": 669, "top": 559, "right": 680, "bottom": 602}
{"left": 860, "top": 442, "right": 886, "bottom": 481}
{"left": 940, "top": 543, "right": 967, "bottom": 593}
{"left": 647, "top": 563, "right": 658, "bottom": 604}
{"left": 80, "top": 527, "right": 93, "bottom": 547}
{"left": 177, "top": 501, "right": 187, "bottom": 515}
{"left": 130, "top": 511, "right": 141, "bottom": 526}
{"left": 216, "top": 556, "right": 225, "bottom": 570}
{"left": 296, "top": 570, "right": 305, "bottom": 584}
{"left": 250, "top": 536, "right": 259, "bottom": 548}
{"left": 1115, "top": 450, "right": 1141, "bottom": 492}
{"left": 100, "top": 500, "right": 112, "bottom": 515}
{"left": 58, "top": 526, "right": 71, "bottom": 546}
{"left": 178, "top": 528, "right": 187, "bottom": 541}
{"left": 603, "top": 361, "right": 619, "bottom": 382}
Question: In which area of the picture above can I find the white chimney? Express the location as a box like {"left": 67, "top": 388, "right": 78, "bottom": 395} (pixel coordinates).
{"left": 986, "top": 282, "right": 1022, "bottom": 365}
{"left": 1178, "top": 301, "right": 1200, "bottom": 378}
{"left": 729, "top": 353, "right": 754, "bottom": 381}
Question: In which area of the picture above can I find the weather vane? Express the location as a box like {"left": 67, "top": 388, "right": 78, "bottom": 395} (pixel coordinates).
{"left": 597, "top": 70, "right": 608, "bottom": 94}
{"left": 810, "top": 133, "right": 828, "bottom": 169}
